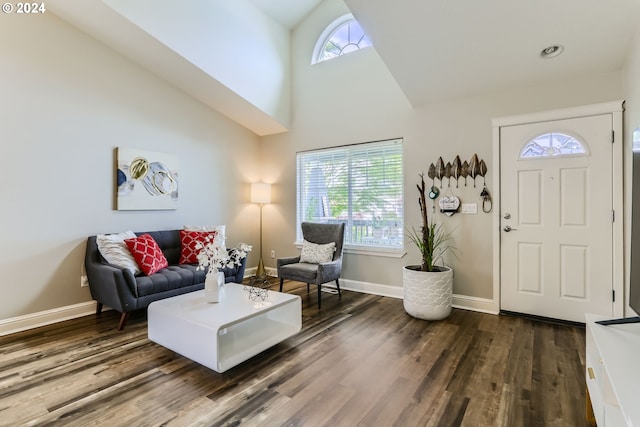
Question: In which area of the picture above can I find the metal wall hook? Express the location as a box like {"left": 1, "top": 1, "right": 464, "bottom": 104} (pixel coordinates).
{"left": 480, "top": 186, "right": 492, "bottom": 213}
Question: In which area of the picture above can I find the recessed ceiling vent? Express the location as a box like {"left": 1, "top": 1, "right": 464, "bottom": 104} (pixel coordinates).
{"left": 540, "top": 45, "right": 564, "bottom": 59}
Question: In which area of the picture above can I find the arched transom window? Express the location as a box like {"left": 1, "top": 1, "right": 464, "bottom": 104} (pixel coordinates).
{"left": 520, "top": 132, "right": 587, "bottom": 159}
{"left": 312, "top": 14, "right": 372, "bottom": 64}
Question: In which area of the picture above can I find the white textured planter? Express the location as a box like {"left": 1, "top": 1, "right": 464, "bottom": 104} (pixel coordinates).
{"left": 402, "top": 265, "right": 453, "bottom": 320}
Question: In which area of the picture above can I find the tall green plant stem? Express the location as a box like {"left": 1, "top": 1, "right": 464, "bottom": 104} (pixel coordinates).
{"left": 408, "top": 172, "right": 455, "bottom": 272}
{"left": 417, "top": 173, "right": 431, "bottom": 272}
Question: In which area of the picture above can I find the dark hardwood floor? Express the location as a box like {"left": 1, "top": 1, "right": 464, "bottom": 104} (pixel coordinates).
{"left": 0, "top": 280, "right": 588, "bottom": 427}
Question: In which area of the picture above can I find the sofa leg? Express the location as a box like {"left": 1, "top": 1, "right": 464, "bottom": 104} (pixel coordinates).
{"left": 96, "top": 302, "right": 103, "bottom": 315}
{"left": 335, "top": 279, "right": 342, "bottom": 298}
{"left": 279, "top": 278, "right": 284, "bottom": 292}
{"left": 117, "top": 312, "right": 129, "bottom": 331}
{"left": 317, "top": 284, "right": 322, "bottom": 309}
{"left": 307, "top": 283, "right": 310, "bottom": 293}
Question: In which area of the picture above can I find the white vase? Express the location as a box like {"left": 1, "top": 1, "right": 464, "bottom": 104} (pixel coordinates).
{"left": 205, "top": 270, "right": 225, "bottom": 303}
{"left": 402, "top": 265, "right": 453, "bottom": 320}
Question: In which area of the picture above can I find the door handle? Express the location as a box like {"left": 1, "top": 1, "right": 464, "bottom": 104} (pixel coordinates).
{"left": 503, "top": 225, "right": 517, "bottom": 232}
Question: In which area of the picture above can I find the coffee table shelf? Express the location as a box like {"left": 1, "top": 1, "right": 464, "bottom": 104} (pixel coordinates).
{"left": 148, "top": 284, "right": 301, "bottom": 373}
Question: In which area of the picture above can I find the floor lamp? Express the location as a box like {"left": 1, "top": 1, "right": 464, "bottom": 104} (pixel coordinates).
{"left": 251, "top": 182, "right": 271, "bottom": 278}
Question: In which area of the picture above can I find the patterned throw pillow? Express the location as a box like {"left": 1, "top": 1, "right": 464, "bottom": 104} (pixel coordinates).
{"left": 184, "top": 225, "right": 225, "bottom": 242}
{"left": 96, "top": 230, "right": 141, "bottom": 275}
{"left": 299, "top": 240, "right": 336, "bottom": 264}
{"left": 179, "top": 230, "right": 217, "bottom": 264}
{"left": 124, "top": 234, "right": 168, "bottom": 276}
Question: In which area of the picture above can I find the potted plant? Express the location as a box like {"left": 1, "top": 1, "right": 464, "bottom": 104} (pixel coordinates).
{"left": 403, "top": 173, "right": 454, "bottom": 320}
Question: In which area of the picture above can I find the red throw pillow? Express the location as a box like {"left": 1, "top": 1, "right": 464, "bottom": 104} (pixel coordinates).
{"left": 124, "top": 234, "right": 168, "bottom": 276}
{"left": 179, "top": 230, "right": 217, "bottom": 264}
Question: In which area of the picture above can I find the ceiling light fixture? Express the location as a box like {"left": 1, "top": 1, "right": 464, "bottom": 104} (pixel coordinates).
{"left": 540, "top": 45, "right": 564, "bottom": 59}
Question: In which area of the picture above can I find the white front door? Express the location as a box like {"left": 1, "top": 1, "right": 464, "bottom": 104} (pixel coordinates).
{"left": 500, "top": 114, "right": 615, "bottom": 322}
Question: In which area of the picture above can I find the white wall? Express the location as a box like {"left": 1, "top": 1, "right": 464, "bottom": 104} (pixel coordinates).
{"left": 261, "top": 0, "right": 624, "bottom": 302}
{"left": 0, "top": 13, "right": 261, "bottom": 319}
{"left": 105, "top": 0, "right": 291, "bottom": 129}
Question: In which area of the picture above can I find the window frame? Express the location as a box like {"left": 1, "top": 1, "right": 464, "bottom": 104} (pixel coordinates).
{"left": 519, "top": 131, "right": 589, "bottom": 159}
{"left": 311, "top": 13, "right": 372, "bottom": 64}
{"left": 295, "top": 138, "right": 405, "bottom": 257}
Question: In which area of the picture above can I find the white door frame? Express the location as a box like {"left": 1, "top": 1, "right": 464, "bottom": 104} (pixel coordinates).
{"left": 491, "top": 100, "right": 625, "bottom": 318}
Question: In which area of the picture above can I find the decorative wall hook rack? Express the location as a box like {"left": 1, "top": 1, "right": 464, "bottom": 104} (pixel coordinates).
{"left": 428, "top": 153, "right": 489, "bottom": 189}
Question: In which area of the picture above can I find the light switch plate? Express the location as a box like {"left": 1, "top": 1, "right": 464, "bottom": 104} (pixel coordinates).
{"left": 461, "top": 203, "right": 477, "bottom": 214}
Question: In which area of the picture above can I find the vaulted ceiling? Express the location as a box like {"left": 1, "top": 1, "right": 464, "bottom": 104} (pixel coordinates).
{"left": 247, "top": 0, "right": 323, "bottom": 29}
{"left": 346, "top": 0, "right": 640, "bottom": 106}
{"left": 50, "top": 0, "right": 640, "bottom": 135}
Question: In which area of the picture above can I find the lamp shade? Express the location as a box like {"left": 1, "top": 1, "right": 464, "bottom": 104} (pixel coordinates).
{"left": 251, "top": 182, "right": 271, "bottom": 204}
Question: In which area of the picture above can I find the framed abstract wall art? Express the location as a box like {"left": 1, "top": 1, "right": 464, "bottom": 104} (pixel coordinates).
{"left": 116, "top": 147, "right": 179, "bottom": 210}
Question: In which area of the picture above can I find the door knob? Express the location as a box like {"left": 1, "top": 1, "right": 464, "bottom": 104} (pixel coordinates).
{"left": 503, "top": 225, "right": 517, "bottom": 232}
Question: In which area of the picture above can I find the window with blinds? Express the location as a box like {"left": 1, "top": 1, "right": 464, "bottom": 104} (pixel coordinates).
{"left": 296, "top": 138, "right": 404, "bottom": 251}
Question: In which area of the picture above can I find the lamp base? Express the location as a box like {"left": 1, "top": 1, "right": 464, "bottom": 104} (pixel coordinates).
{"left": 255, "top": 256, "right": 267, "bottom": 278}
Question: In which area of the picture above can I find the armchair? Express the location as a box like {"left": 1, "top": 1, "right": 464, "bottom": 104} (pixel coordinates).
{"left": 277, "top": 222, "right": 345, "bottom": 308}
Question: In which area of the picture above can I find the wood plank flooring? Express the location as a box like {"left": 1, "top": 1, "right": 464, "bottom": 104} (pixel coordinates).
{"left": 0, "top": 281, "right": 589, "bottom": 427}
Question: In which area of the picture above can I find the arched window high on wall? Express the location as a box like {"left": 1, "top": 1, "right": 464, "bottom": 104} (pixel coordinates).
{"left": 312, "top": 14, "right": 372, "bottom": 64}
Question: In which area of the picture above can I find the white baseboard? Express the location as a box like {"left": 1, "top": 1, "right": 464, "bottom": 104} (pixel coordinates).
{"left": 0, "top": 301, "right": 98, "bottom": 337}
{"left": 0, "top": 274, "right": 497, "bottom": 336}
{"left": 244, "top": 266, "right": 278, "bottom": 278}
{"left": 452, "top": 294, "right": 498, "bottom": 315}
{"left": 333, "top": 278, "right": 403, "bottom": 299}
{"left": 326, "top": 278, "right": 498, "bottom": 314}
{"left": 265, "top": 267, "right": 277, "bottom": 277}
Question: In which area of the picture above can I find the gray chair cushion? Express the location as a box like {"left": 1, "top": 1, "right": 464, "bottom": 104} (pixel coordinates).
{"left": 279, "top": 263, "right": 319, "bottom": 281}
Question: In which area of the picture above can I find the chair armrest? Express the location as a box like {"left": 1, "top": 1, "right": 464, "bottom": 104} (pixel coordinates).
{"left": 277, "top": 256, "right": 301, "bottom": 268}
{"left": 317, "top": 259, "right": 342, "bottom": 283}
{"left": 277, "top": 256, "right": 301, "bottom": 278}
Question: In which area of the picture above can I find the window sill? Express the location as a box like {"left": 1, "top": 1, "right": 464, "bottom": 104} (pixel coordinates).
{"left": 294, "top": 242, "right": 406, "bottom": 259}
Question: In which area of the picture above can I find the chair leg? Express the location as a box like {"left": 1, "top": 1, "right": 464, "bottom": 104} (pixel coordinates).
{"left": 117, "top": 312, "right": 129, "bottom": 331}
{"left": 335, "top": 279, "right": 342, "bottom": 298}
{"left": 279, "top": 278, "right": 284, "bottom": 292}
{"left": 317, "top": 284, "right": 322, "bottom": 309}
{"left": 96, "top": 302, "right": 103, "bottom": 315}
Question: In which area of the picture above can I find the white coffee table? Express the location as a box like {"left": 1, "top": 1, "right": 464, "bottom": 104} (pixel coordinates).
{"left": 147, "top": 283, "right": 301, "bottom": 373}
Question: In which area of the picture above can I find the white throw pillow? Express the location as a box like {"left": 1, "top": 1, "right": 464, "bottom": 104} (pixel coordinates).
{"left": 96, "top": 230, "right": 141, "bottom": 275}
{"left": 299, "top": 240, "right": 336, "bottom": 264}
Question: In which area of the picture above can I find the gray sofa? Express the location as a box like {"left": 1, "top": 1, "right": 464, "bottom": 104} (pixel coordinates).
{"left": 85, "top": 229, "right": 246, "bottom": 330}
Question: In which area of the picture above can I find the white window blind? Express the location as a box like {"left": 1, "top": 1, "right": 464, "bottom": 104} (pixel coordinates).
{"left": 296, "top": 138, "right": 404, "bottom": 251}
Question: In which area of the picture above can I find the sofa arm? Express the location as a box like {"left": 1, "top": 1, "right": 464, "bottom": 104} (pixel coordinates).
{"left": 86, "top": 262, "right": 139, "bottom": 311}
{"left": 222, "top": 249, "right": 247, "bottom": 283}
{"left": 85, "top": 237, "right": 139, "bottom": 312}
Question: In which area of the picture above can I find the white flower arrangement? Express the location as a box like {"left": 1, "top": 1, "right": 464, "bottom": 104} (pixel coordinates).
{"left": 195, "top": 233, "right": 252, "bottom": 276}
